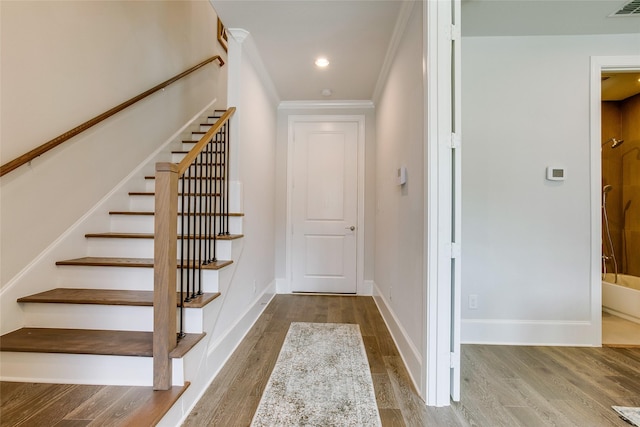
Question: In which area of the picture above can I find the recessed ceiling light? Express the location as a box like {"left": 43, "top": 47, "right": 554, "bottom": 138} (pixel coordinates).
{"left": 315, "top": 57, "right": 330, "bottom": 68}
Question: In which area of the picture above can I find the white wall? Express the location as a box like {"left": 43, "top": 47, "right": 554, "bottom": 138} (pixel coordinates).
{"left": 210, "top": 30, "right": 279, "bottom": 337}
{"left": 373, "top": 2, "right": 425, "bottom": 384}
{"left": 274, "top": 104, "right": 376, "bottom": 289}
{"left": 170, "top": 28, "right": 280, "bottom": 424}
{"left": 462, "top": 33, "right": 640, "bottom": 345}
{"left": 0, "top": 1, "right": 227, "bottom": 285}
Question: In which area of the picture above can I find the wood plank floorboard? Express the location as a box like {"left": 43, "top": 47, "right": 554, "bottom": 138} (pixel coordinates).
{"left": 2, "top": 294, "right": 640, "bottom": 426}
{"left": 0, "top": 383, "right": 187, "bottom": 427}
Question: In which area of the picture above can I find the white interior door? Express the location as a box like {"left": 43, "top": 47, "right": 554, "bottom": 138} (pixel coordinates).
{"left": 291, "top": 121, "right": 358, "bottom": 293}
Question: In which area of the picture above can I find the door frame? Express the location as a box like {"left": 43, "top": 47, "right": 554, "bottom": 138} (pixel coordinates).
{"left": 589, "top": 55, "right": 640, "bottom": 345}
{"left": 285, "top": 115, "right": 366, "bottom": 294}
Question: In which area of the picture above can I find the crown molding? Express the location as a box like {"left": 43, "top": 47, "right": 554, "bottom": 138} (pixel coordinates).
{"left": 278, "top": 100, "right": 374, "bottom": 110}
{"left": 228, "top": 28, "right": 281, "bottom": 105}
{"left": 372, "top": 1, "right": 417, "bottom": 105}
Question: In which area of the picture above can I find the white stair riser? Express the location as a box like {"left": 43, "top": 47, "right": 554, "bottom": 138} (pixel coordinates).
{"left": 146, "top": 179, "right": 226, "bottom": 197}
{"left": 54, "top": 266, "right": 221, "bottom": 292}
{"left": 22, "top": 303, "right": 210, "bottom": 334}
{"left": 144, "top": 178, "right": 227, "bottom": 193}
{"left": 199, "top": 124, "right": 213, "bottom": 132}
{"left": 128, "top": 194, "right": 225, "bottom": 211}
{"left": 87, "top": 238, "right": 233, "bottom": 259}
{"left": 110, "top": 214, "right": 243, "bottom": 234}
{"left": 0, "top": 352, "right": 185, "bottom": 386}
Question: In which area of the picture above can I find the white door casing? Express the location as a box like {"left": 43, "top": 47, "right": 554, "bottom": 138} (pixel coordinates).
{"left": 589, "top": 56, "right": 640, "bottom": 347}
{"left": 286, "top": 115, "right": 365, "bottom": 294}
{"left": 424, "top": 0, "right": 461, "bottom": 405}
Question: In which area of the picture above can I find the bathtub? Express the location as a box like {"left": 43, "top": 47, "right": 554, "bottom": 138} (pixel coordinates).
{"left": 603, "top": 273, "right": 640, "bottom": 324}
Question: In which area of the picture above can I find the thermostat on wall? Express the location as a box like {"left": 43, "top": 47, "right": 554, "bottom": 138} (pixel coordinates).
{"left": 546, "top": 166, "right": 566, "bottom": 181}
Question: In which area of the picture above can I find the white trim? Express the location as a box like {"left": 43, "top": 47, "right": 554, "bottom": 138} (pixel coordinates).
{"left": 461, "top": 319, "right": 596, "bottom": 346}
{"left": 424, "top": 0, "right": 455, "bottom": 407}
{"left": 372, "top": 1, "right": 416, "bottom": 104}
{"left": 169, "top": 281, "right": 277, "bottom": 426}
{"left": 285, "top": 115, "right": 366, "bottom": 295}
{"left": 372, "top": 284, "right": 422, "bottom": 395}
{"left": 0, "top": 98, "right": 218, "bottom": 298}
{"left": 278, "top": 100, "right": 374, "bottom": 110}
{"left": 450, "top": 0, "right": 463, "bottom": 403}
{"left": 589, "top": 55, "right": 640, "bottom": 347}
{"left": 228, "top": 28, "right": 281, "bottom": 106}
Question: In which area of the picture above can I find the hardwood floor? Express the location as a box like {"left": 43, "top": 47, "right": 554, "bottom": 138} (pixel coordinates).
{"left": 185, "top": 294, "right": 640, "bottom": 427}
{"left": 2, "top": 295, "right": 639, "bottom": 426}
{"left": 183, "top": 294, "right": 465, "bottom": 427}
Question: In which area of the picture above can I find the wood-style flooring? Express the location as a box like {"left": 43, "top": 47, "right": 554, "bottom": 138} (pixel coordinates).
{"left": 2, "top": 294, "right": 640, "bottom": 426}
{"left": 185, "top": 295, "right": 640, "bottom": 427}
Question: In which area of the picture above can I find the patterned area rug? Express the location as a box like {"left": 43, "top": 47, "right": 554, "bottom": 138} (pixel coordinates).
{"left": 613, "top": 406, "right": 640, "bottom": 426}
{"left": 251, "top": 322, "right": 382, "bottom": 427}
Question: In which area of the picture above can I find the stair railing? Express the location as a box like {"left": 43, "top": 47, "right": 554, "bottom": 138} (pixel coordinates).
{"left": 0, "top": 55, "right": 225, "bottom": 177}
{"left": 153, "top": 107, "right": 235, "bottom": 390}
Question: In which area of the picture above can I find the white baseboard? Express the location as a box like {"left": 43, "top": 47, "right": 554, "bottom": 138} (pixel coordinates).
{"left": 461, "top": 318, "right": 598, "bottom": 346}
{"left": 371, "top": 283, "right": 423, "bottom": 397}
{"left": 166, "top": 280, "right": 276, "bottom": 427}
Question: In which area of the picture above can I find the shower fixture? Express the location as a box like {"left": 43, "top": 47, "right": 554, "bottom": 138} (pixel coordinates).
{"left": 623, "top": 200, "right": 632, "bottom": 274}
{"left": 602, "top": 184, "right": 618, "bottom": 282}
{"left": 602, "top": 184, "right": 613, "bottom": 206}
{"left": 602, "top": 137, "right": 624, "bottom": 148}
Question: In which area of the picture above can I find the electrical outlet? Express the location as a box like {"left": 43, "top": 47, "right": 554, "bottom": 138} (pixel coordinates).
{"left": 468, "top": 294, "right": 478, "bottom": 310}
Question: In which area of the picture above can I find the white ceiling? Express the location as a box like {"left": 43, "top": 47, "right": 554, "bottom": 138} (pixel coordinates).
{"left": 212, "top": 0, "right": 404, "bottom": 101}
{"left": 211, "top": 0, "right": 640, "bottom": 102}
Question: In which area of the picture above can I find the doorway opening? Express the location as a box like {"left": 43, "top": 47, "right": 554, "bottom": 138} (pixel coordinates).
{"left": 600, "top": 69, "right": 640, "bottom": 347}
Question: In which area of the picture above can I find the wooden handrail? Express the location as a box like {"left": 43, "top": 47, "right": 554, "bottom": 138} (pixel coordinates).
{"left": 0, "top": 55, "right": 225, "bottom": 178}
{"left": 176, "top": 108, "right": 235, "bottom": 175}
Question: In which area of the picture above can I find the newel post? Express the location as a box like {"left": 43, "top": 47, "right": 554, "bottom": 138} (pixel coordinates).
{"left": 153, "top": 162, "right": 179, "bottom": 390}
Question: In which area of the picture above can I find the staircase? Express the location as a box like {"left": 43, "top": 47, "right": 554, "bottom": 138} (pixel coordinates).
{"left": 0, "top": 109, "right": 243, "bottom": 392}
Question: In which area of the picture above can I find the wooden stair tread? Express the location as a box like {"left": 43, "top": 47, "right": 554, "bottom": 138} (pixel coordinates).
{"left": 145, "top": 175, "right": 224, "bottom": 180}
{"left": 0, "top": 381, "right": 190, "bottom": 427}
{"left": 128, "top": 192, "right": 221, "bottom": 197}
{"left": 109, "top": 211, "right": 244, "bottom": 216}
{"left": 18, "top": 289, "right": 221, "bottom": 308}
{"left": 0, "top": 328, "right": 204, "bottom": 358}
{"left": 85, "top": 232, "right": 243, "bottom": 240}
{"left": 176, "top": 150, "right": 224, "bottom": 157}
{"left": 171, "top": 150, "right": 223, "bottom": 154}
{"left": 55, "top": 257, "right": 233, "bottom": 270}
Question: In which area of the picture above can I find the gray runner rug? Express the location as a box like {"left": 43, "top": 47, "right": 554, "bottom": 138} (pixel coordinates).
{"left": 251, "top": 322, "right": 382, "bottom": 427}
{"left": 613, "top": 406, "right": 640, "bottom": 426}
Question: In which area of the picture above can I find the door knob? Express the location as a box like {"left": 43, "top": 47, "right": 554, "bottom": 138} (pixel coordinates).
{"left": 346, "top": 226, "right": 355, "bottom": 231}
